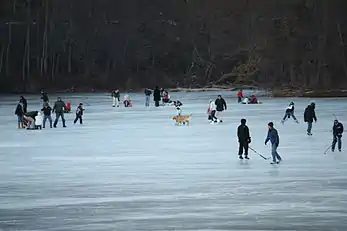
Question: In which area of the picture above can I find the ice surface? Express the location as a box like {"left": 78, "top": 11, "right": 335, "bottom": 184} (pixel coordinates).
{"left": 0, "top": 91, "right": 347, "bottom": 231}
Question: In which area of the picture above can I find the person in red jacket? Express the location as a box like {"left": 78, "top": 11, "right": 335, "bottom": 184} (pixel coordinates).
{"left": 237, "top": 89, "right": 244, "bottom": 103}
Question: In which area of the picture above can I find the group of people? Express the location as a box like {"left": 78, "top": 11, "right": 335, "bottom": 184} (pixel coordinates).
{"left": 14, "top": 89, "right": 344, "bottom": 162}
{"left": 237, "top": 89, "right": 259, "bottom": 104}
{"left": 236, "top": 101, "right": 344, "bottom": 164}
{"left": 14, "top": 92, "right": 85, "bottom": 130}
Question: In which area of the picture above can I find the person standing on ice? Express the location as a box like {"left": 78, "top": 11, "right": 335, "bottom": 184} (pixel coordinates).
{"left": 332, "top": 119, "right": 344, "bottom": 152}
{"left": 237, "top": 118, "right": 251, "bottom": 159}
{"left": 304, "top": 102, "right": 317, "bottom": 136}
{"left": 111, "top": 89, "right": 120, "bottom": 107}
{"left": 20, "top": 96, "right": 28, "bottom": 113}
{"left": 41, "top": 90, "right": 49, "bottom": 106}
{"left": 153, "top": 86, "right": 161, "bottom": 107}
{"left": 281, "top": 102, "right": 299, "bottom": 124}
{"left": 215, "top": 95, "right": 227, "bottom": 122}
{"left": 15, "top": 101, "right": 25, "bottom": 129}
{"left": 265, "top": 122, "right": 282, "bottom": 164}
{"left": 237, "top": 89, "right": 244, "bottom": 103}
{"left": 144, "top": 88, "right": 152, "bottom": 107}
{"left": 53, "top": 97, "right": 67, "bottom": 128}
{"left": 74, "top": 103, "right": 84, "bottom": 124}
{"left": 41, "top": 102, "right": 53, "bottom": 128}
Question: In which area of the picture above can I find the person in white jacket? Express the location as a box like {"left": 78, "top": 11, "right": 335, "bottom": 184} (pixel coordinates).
{"left": 208, "top": 100, "right": 219, "bottom": 124}
{"left": 35, "top": 112, "right": 43, "bottom": 130}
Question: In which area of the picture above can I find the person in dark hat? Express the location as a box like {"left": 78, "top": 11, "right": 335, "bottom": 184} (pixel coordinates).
{"left": 265, "top": 122, "right": 282, "bottom": 164}
{"left": 237, "top": 118, "right": 251, "bottom": 159}
{"left": 332, "top": 119, "right": 344, "bottom": 152}
{"left": 304, "top": 102, "right": 317, "bottom": 136}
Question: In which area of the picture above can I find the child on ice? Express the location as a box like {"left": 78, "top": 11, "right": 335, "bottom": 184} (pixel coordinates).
{"left": 123, "top": 94, "right": 132, "bottom": 107}
{"left": 281, "top": 102, "right": 298, "bottom": 124}
{"left": 74, "top": 103, "right": 84, "bottom": 124}
{"left": 35, "top": 112, "right": 43, "bottom": 130}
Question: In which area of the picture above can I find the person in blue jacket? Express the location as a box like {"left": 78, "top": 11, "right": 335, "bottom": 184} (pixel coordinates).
{"left": 265, "top": 122, "right": 282, "bottom": 164}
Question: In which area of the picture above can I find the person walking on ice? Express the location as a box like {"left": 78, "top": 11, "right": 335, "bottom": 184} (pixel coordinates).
{"left": 74, "top": 103, "right": 85, "bottom": 124}
{"left": 53, "top": 97, "right": 67, "bottom": 128}
{"left": 332, "top": 119, "right": 344, "bottom": 152}
{"left": 304, "top": 102, "right": 317, "bottom": 136}
{"left": 112, "top": 89, "right": 120, "bottom": 107}
{"left": 265, "top": 122, "right": 282, "bottom": 164}
{"left": 281, "top": 102, "right": 299, "bottom": 124}
{"left": 237, "top": 118, "right": 251, "bottom": 159}
{"left": 215, "top": 95, "right": 227, "bottom": 122}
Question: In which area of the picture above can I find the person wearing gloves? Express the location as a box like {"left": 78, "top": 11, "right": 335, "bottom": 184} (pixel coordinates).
{"left": 237, "top": 118, "right": 251, "bottom": 159}
{"left": 265, "top": 122, "right": 282, "bottom": 164}
{"left": 332, "top": 119, "right": 344, "bottom": 152}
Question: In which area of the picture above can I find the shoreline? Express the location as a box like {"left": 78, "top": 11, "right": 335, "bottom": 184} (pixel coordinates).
{"left": 2, "top": 87, "right": 347, "bottom": 98}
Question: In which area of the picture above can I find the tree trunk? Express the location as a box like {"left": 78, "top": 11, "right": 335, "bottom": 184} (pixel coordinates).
{"left": 5, "top": 24, "right": 12, "bottom": 77}
{"left": 0, "top": 45, "right": 5, "bottom": 74}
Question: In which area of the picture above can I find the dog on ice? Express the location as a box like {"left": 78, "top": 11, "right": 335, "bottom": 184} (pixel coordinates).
{"left": 172, "top": 114, "right": 191, "bottom": 126}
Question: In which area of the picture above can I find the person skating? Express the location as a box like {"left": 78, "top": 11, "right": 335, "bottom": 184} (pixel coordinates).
{"left": 15, "top": 101, "right": 25, "bottom": 129}
{"left": 153, "top": 86, "right": 161, "bottom": 107}
{"left": 35, "top": 112, "right": 43, "bottom": 130}
{"left": 41, "top": 102, "right": 53, "bottom": 128}
{"left": 208, "top": 99, "right": 218, "bottom": 123}
{"left": 265, "top": 122, "right": 282, "bottom": 164}
{"left": 332, "top": 119, "right": 344, "bottom": 152}
{"left": 144, "top": 88, "right": 152, "bottom": 107}
{"left": 281, "top": 102, "right": 298, "bottom": 124}
{"left": 304, "top": 102, "right": 317, "bottom": 136}
{"left": 74, "top": 103, "right": 84, "bottom": 124}
{"left": 237, "top": 118, "right": 251, "bottom": 159}
{"left": 20, "top": 96, "right": 28, "bottom": 113}
{"left": 53, "top": 97, "right": 67, "bottom": 128}
{"left": 112, "top": 89, "right": 120, "bottom": 107}
{"left": 215, "top": 95, "right": 227, "bottom": 122}
{"left": 237, "top": 89, "right": 244, "bottom": 103}
{"left": 172, "top": 100, "right": 183, "bottom": 115}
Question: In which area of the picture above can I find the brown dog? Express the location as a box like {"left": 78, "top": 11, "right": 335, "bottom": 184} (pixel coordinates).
{"left": 172, "top": 115, "right": 191, "bottom": 126}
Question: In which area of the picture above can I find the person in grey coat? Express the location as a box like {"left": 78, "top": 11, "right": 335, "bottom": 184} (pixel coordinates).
{"left": 265, "top": 122, "right": 282, "bottom": 164}
{"left": 53, "top": 97, "right": 67, "bottom": 128}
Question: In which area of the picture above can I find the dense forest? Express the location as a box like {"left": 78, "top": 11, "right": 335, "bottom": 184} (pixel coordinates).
{"left": 0, "top": 0, "right": 347, "bottom": 93}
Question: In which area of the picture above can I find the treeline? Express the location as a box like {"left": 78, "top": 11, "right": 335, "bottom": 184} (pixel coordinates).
{"left": 0, "top": 0, "right": 347, "bottom": 93}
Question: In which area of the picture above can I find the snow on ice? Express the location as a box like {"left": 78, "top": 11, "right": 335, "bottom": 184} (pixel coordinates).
{"left": 0, "top": 91, "right": 346, "bottom": 230}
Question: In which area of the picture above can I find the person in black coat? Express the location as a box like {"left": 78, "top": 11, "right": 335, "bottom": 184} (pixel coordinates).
{"left": 153, "top": 86, "right": 161, "bottom": 107}
{"left": 15, "top": 102, "right": 25, "bottom": 129}
{"left": 215, "top": 95, "right": 227, "bottom": 122}
{"left": 237, "top": 118, "right": 251, "bottom": 159}
{"left": 41, "top": 90, "right": 49, "bottom": 106}
{"left": 20, "top": 96, "right": 27, "bottom": 113}
{"left": 332, "top": 119, "right": 344, "bottom": 152}
{"left": 304, "top": 102, "right": 317, "bottom": 136}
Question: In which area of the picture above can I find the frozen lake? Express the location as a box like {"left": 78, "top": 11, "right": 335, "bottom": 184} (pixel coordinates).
{"left": 0, "top": 91, "right": 347, "bottom": 231}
